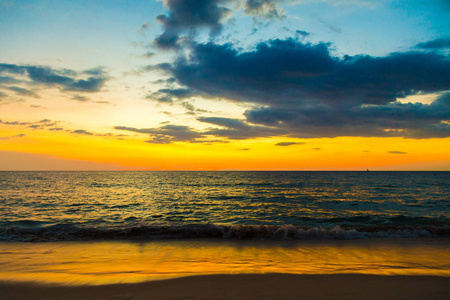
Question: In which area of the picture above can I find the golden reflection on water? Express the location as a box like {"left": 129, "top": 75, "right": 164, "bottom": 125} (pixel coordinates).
{"left": 0, "top": 238, "right": 449, "bottom": 285}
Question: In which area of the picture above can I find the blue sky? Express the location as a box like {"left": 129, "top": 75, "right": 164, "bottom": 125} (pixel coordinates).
{"left": 2, "top": 0, "right": 449, "bottom": 69}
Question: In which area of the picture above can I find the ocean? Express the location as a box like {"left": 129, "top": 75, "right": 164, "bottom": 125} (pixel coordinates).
{"left": 0, "top": 171, "right": 449, "bottom": 284}
{"left": 1, "top": 171, "right": 449, "bottom": 241}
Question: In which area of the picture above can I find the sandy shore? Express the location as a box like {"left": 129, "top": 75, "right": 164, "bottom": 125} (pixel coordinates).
{"left": 1, "top": 274, "right": 449, "bottom": 300}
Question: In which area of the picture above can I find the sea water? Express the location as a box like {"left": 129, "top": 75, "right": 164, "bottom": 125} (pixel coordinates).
{"left": 1, "top": 171, "right": 448, "bottom": 241}
{"left": 0, "top": 171, "right": 449, "bottom": 284}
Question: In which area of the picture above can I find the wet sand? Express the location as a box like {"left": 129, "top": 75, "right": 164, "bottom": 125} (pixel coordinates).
{"left": 1, "top": 274, "right": 449, "bottom": 300}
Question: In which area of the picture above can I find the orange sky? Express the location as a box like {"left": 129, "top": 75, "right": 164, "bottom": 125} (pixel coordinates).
{"left": 1, "top": 122, "right": 449, "bottom": 170}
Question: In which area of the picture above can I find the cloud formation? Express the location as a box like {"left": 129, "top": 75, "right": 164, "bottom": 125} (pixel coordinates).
{"left": 0, "top": 63, "right": 108, "bottom": 94}
{"left": 0, "top": 133, "right": 26, "bottom": 140}
{"left": 275, "top": 142, "right": 304, "bottom": 146}
{"left": 243, "top": 0, "right": 285, "bottom": 20}
{"left": 6, "top": 86, "right": 39, "bottom": 98}
{"left": 72, "top": 129, "right": 94, "bottom": 135}
{"left": 0, "top": 119, "right": 59, "bottom": 130}
{"left": 149, "top": 38, "right": 450, "bottom": 138}
{"left": 152, "top": 0, "right": 289, "bottom": 49}
{"left": 114, "top": 125, "right": 206, "bottom": 143}
{"left": 415, "top": 37, "right": 450, "bottom": 50}
{"left": 154, "top": 0, "right": 232, "bottom": 49}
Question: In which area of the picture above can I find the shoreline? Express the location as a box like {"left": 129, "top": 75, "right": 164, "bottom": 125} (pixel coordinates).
{"left": 1, "top": 237, "right": 449, "bottom": 285}
{"left": 1, "top": 274, "right": 449, "bottom": 300}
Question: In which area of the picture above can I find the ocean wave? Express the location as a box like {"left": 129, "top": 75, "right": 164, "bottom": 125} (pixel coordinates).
{"left": 0, "top": 223, "right": 449, "bottom": 242}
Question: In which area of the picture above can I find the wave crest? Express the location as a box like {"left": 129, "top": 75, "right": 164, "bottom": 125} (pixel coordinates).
{"left": 0, "top": 223, "right": 449, "bottom": 242}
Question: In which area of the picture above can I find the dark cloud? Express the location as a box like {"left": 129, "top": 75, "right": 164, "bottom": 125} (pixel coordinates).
{"left": 0, "top": 119, "right": 60, "bottom": 131}
{"left": 153, "top": 77, "right": 177, "bottom": 84}
{"left": 72, "top": 95, "right": 90, "bottom": 102}
{"left": 243, "top": 0, "right": 285, "bottom": 20}
{"left": 154, "top": 0, "right": 231, "bottom": 49}
{"left": 154, "top": 31, "right": 181, "bottom": 50}
{"left": 114, "top": 120, "right": 273, "bottom": 143}
{"left": 165, "top": 39, "right": 450, "bottom": 106}
{"left": 180, "top": 101, "right": 209, "bottom": 114}
{"left": 181, "top": 101, "right": 195, "bottom": 112}
{"left": 0, "top": 63, "right": 108, "bottom": 93}
{"left": 72, "top": 129, "right": 94, "bottom": 135}
{"left": 198, "top": 116, "right": 281, "bottom": 139}
{"left": 141, "top": 51, "right": 156, "bottom": 59}
{"left": 0, "top": 75, "right": 20, "bottom": 84}
{"left": 415, "top": 37, "right": 450, "bottom": 50}
{"left": 295, "top": 30, "right": 310, "bottom": 38}
{"left": 141, "top": 63, "right": 172, "bottom": 73}
{"left": 83, "top": 67, "right": 107, "bottom": 76}
{"left": 0, "top": 118, "right": 126, "bottom": 138}
{"left": 245, "top": 93, "right": 450, "bottom": 138}
{"left": 388, "top": 151, "right": 408, "bottom": 154}
{"left": 146, "top": 87, "right": 198, "bottom": 103}
{"left": 275, "top": 142, "right": 304, "bottom": 146}
{"left": 114, "top": 124, "right": 205, "bottom": 143}
{"left": 150, "top": 38, "right": 450, "bottom": 138}
{"left": 0, "top": 133, "right": 25, "bottom": 140}
{"left": 6, "top": 86, "right": 39, "bottom": 98}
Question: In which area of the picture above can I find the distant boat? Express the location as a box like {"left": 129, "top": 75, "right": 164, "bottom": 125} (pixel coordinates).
{"left": 366, "top": 169, "right": 370, "bottom": 172}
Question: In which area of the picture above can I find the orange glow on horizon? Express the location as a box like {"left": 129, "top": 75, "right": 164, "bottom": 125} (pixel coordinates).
{"left": 1, "top": 124, "right": 449, "bottom": 171}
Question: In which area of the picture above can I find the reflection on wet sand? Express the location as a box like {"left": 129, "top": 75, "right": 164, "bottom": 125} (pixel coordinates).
{"left": 0, "top": 237, "right": 448, "bottom": 285}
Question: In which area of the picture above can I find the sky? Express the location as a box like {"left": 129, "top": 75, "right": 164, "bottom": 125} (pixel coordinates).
{"left": 0, "top": 0, "right": 449, "bottom": 170}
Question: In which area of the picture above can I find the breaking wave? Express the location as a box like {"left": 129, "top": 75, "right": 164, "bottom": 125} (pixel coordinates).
{"left": 0, "top": 222, "right": 448, "bottom": 242}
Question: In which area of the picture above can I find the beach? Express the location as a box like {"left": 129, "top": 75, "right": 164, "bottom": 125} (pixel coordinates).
{"left": 1, "top": 274, "right": 449, "bottom": 300}
{"left": 0, "top": 238, "right": 449, "bottom": 299}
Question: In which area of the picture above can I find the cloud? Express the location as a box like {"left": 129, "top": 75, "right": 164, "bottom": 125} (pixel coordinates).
{"left": 150, "top": 38, "right": 450, "bottom": 138}
{"left": 0, "top": 119, "right": 61, "bottom": 130}
{"left": 0, "top": 75, "right": 20, "bottom": 84}
{"left": 0, "top": 133, "right": 26, "bottom": 140}
{"left": 0, "top": 118, "right": 126, "bottom": 138}
{"left": 181, "top": 101, "right": 195, "bottom": 112}
{"left": 154, "top": 31, "right": 181, "bottom": 50}
{"left": 179, "top": 101, "right": 209, "bottom": 114}
{"left": 114, "top": 124, "right": 205, "bottom": 143}
{"left": 245, "top": 93, "right": 450, "bottom": 138}
{"left": 198, "top": 116, "right": 282, "bottom": 139}
{"left": 275, "top": 142, "right": 304, "bottom": 146}
{"left": 6, "top": 86, "right": 39, "bottom": 98}
{"left": 82, "top": 67, "right": 108, "bottom": 76}
{"left": 72, "top": 95, "right": 90, "bottom": 102}
{"left": 388, "top": 151, "right": 408, "bottom": 154}
{"left": 415, "top": 37, "right": 450, "bottom": 50}
{"left": 318, "top": 17, "right": 342, "bottom": 33}
{"left": 72, "top": 129, "right": 94, "bottom": 135}
{"left": 137, "top": 22, "right": 152, "bottom": 34}
{"left": 0, "top": 63, "right": 108, "bottom": 93}
{"left": 243, "top": 0, "right": 285, "bottom": 20}
{"left": 154, "top": 0, "right": 232, "bottom": 49}
{"left": 146, "top": 87, "right": 199, "bottom": 103}
{"left": 140, "top": 51, "right": 156, "bottom": 59}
